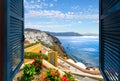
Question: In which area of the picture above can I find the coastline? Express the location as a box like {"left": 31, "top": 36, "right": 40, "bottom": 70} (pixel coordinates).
{"left": 64, "top": 49, "right": 99, "bottom": 69}
{"left": 66, "top": 59, "right": 86, "bottom": 69}
{"left": 24, "top": 29, "right": 99, "bottom": 69}
{"left": 56, "top": 36, "right": 99, "bottom": 69}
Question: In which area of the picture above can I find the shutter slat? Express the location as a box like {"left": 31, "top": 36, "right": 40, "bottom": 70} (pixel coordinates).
{"left": 104, "top": 49, "right": 120, "bottom": 70}
{"left": 9, "top": 15, "right": 23, "bottom": 75}
{"left": 104, "top": 63, "right": 118, "bottom": 81}
{"left": 100, "top": 0, "right": 120, "bottom": 81}
{"left": 10, "top": 0, "right": 22, "bottom": 17}
{"left": 102, "top": 0, "right": 119, "bottom": 14}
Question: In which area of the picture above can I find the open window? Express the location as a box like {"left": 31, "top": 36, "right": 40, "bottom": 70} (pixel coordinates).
{"left": 1, "top": 0, "right": 120, "bottom": 81}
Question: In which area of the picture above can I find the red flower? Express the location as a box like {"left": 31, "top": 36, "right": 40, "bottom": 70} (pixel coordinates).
{"left": 36, "top": 64, "right": 38, "bottom": 67}
{"left": 31, "top": 61, "right": 34, "bottom": 65}
{"left": 30, "top": 63, "right": 33, "bottom": 66}
{"left": 62, "top": 76, "right": 67, "bottom": 81}
{"left": 63, "top": 75, "right": 66, "bottom": 77}
{"left": 34, "top": 58, "right": 37, "bottom": 60}
{"left": 62, "top": 77, "right": 65, "bottom": 81}
{"left": 62, "top": 74, "right": 71, "bottom": 81}
{"left": 42, "top": 64, "right": 44, "bottom": 67}
{"left": 42, "top": 73, "right": 46, "bottom": 81}
{"left": 40, "top": 56, "right": 43, "bottom": 59}
{"left": 66, "top": 78, "right": 70, "bottom": 81}
{"left": 51, "top": 70, "right": 56, "bottom": 76}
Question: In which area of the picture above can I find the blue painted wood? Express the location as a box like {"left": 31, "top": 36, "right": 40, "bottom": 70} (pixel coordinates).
{"left": 100, "top": 0, "right": 120, "bottom": 81}
{"left": 3, "top": 0, "right": 24, "bottom": 81}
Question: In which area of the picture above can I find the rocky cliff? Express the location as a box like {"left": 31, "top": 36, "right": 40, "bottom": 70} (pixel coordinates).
{"left": 24, "top": 28, "right": 74, "bottom": 60}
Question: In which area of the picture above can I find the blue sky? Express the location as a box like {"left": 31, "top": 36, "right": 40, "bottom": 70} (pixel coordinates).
{"left": 25, "top": 0, "right": 99, "bottom": 34}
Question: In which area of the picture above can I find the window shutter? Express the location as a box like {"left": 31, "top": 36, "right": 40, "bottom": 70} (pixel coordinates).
{"left": 3, "top": 0, "right": 24, "bottom": 81}
{"left": 100, "top": 0, "right": 120, "bottom": 81}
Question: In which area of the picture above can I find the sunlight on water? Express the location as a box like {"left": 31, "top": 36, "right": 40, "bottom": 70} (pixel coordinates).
{"left": 57, "top": 36, "right": 99, "bottom": 67}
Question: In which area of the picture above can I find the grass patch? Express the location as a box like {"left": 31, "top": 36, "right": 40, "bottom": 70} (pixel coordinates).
{"left": 24, "top": 42, "right": 39, "bottom": 48}
{"left": 24, "top": 52, "right": 48, "bottom": 60}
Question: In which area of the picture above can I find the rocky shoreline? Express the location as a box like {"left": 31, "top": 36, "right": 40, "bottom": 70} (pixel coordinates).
{"left": 24, "top": 28, "right": 76, "bottom": 62}
{"left": 47, "top": 33, "right": 76, "bottom": 62}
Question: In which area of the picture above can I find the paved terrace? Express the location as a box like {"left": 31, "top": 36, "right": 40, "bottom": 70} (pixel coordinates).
{"left": 58, "top": 57, "right": 103, "bottom": 81}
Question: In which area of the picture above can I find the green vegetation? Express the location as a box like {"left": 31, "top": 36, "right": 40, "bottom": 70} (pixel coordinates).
{"left": 31, "top": 57, "right": 42, "bottom": 73}
{"left": 42, "top": 68, "right": 61, "bottom": 81}
{"left": 21, "top": 55, "right": 45, "bottom": 81}
{"left": 24, "top": 52, "right": 48, "bottom": 60}
{"left": 62, "top": 72, "right": 77, "bottom": 81}
{"left": 42, "top": 69, "right": 77, "bottom": 81}
{"left": 21, "top": 64, "right": 36, "bottom": 81}
{"left": 24, "top": 42, "right": 39, "bottom": 48}
{"left": 30, "top": 56, "right": 44, "bottom": 74}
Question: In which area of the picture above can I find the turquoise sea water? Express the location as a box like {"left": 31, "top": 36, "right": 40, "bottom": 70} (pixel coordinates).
{"left": 57, "top": 36, "right": 99, "bottom": 67}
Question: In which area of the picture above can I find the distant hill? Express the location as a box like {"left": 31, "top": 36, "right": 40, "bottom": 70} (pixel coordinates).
{"left": 82, "top": 33, "right": 99, "bottom": 36}
{"left": 25, "top": 28, "right": 98, "bottom": 36}
{"left": 25, "top": 28, "right": 41, "bottom": 32}
{"left": 46, "top": 32, "right": 82, "bottom": 36}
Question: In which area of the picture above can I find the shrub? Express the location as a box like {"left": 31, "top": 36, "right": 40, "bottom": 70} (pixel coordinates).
{"left": 24, "top": 42, "right": 39, "bottom": 48}
{"left": 62, "top": 72, "right": 77, "bottom": 81}
{"left": 42, "top": 68, "right": 61, "bottom": 81}
{"left": 31, "top": 57, "right": 43, "bottom": 73}
{"left": 21, "top": 64, "right": 36, "bottom": 81}
{"left": 24, "top": 52, "right": 48, "bottom": 60}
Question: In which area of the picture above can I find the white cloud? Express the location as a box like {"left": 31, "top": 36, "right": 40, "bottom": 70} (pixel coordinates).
{"left": 49, "top": 4, "right": 54, "bottom": 7}
{"left": 30, "top": 1, "right": 34, "bottom": 3}
{"left": 41, "top": 2, "right": 49, "bottom": 7}
{"left": 25, "top": 4, "right": 42, "bottom": 9}
{"left": 37, "top": 0, "right": 41, "bottom": 2}
{"left": 24, "top": 0, "right": 98, "bottom": 20}
{"left": 25, "top": 10, "right": 98, "bottom": 20}
{"left": 78, "top": 21, "right": 82, "bottom": 24}
{"left": 24, "top": 0, "right": 50, "bottom": 9}
{"left": 71, "top": 5, "right": 80, "bottom": 10}
{"left": 25, "top": 10, "right": 65, "bottom": 19}
{"left": 25, "top": 22, "right": 71, "bottom": 29}
{"left": 71, "top": 5, "right": 98, "bottom": 15}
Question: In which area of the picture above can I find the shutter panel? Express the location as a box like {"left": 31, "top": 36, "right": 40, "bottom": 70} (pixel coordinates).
{"left": 100, "top": 0, "right": 120, "bottom": 81}
{"left": 3, "top": 0, "right": 24, "bottom": 81}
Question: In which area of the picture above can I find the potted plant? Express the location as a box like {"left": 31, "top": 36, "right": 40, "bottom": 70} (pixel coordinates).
{"left": 31, "top": 56, "right": 43, "bottom": 74}
{"left": 42, "top": 68, "right": 61, "bottom": 81}
{"left": 62, "top": 72, "right": 77, "bottom": 81}
{"left": 21, "top": 64, "right": 36, "bottom": 81}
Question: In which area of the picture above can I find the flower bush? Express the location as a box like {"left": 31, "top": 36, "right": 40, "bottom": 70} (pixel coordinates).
{"left": 42, "top": 68, "right": 61, "bottom": 81}
{"left": 42, "top": 69, "right": 77, "bottom": 81}
{"left": 62, "top": 72, "right": 76, "bottom": 81}
{"left": 21, "top": 55, "right": 45, "bottom": 81}
{"left": 30, "top": 56, "right": 44, "bottom": 73}
{"left": 21, "top": 64, "right": 36, "bottom": 81}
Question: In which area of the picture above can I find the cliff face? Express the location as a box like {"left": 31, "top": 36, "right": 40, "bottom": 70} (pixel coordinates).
{"left": 47, "top": 32, "right": 82, "bottom": 36}
{"left": 24, "top": 28, "right": 73, "bottom": 59}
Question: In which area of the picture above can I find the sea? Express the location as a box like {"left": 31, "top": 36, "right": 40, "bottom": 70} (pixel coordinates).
{"left": 56, "top": 36, "right": 99, "bottom": 68}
